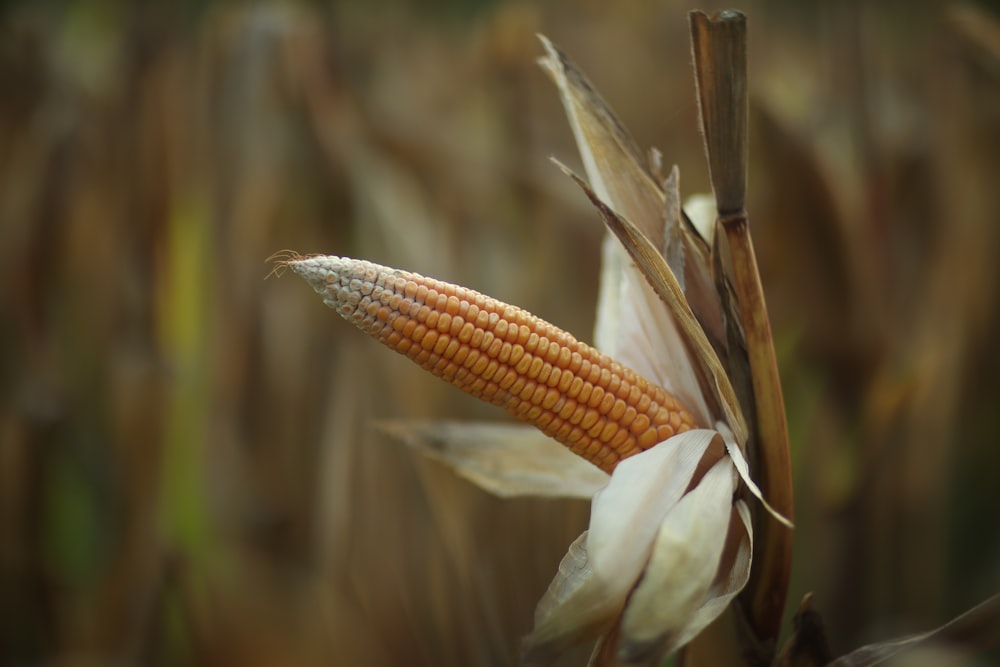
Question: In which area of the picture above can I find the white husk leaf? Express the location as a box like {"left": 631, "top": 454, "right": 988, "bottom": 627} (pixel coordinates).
{"left": 826, "top": 592, "right": 1000, "bottom": 667}
{"left": 594, "top": 230, "right": 713, "bottom": 426}
{"left": 377, "top": 420, "right": 609, "bottom": 500}
{"left": 671, "top": 499, "right": 753, "bottom": 650}
{"left": 524, "top": 531, "right": 619, "bottom": 666}
{"left": 525, "top": 430, "right": 724, "bottom": 662}
{"left": 594, "top": 231, "right": 626, "bottom": 358}
{"left": 533, "top": 531, "right": 595, "bottom": 625}
{"left": 717, "top": 421, "right": 794, "bottom": 529}
{"left": 618, "top": 456, "right": 737, "bottom": 662}
{"left": 587, "top": 429, "right": 723, "bottom": 577}
{"left": 682, "top": 193, "right": 717, "bottom": 245}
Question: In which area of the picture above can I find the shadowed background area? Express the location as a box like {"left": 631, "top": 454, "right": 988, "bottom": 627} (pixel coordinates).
{"left": 1, "top": 0, "right": 999, "bottom": 664}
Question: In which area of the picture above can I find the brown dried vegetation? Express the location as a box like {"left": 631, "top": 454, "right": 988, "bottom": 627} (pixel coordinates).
{"left": 1, "top": 1, "right": 998, "bottom": 665}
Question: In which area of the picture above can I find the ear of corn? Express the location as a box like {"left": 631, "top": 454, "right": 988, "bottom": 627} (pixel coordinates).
{"left": 284, "top": 254, "right": 696, "bottom": 473}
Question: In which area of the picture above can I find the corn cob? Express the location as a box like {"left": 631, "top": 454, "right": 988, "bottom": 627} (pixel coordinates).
{"left": 284, "top": 253, "right": 697, "bottom": 473}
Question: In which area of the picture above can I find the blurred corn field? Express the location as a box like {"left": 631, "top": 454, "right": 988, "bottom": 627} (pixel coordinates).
{"left": 2, "top": 0, "right": 999, "bottom": 665}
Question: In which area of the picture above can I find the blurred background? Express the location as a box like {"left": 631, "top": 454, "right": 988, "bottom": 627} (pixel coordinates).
{"left": 1, "top": 0, "right": 999, "bottom": 664}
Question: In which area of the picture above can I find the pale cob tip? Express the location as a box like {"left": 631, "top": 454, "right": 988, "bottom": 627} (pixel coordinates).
{"left": 276, "top": 251, "right": 698, "bottom": 472}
